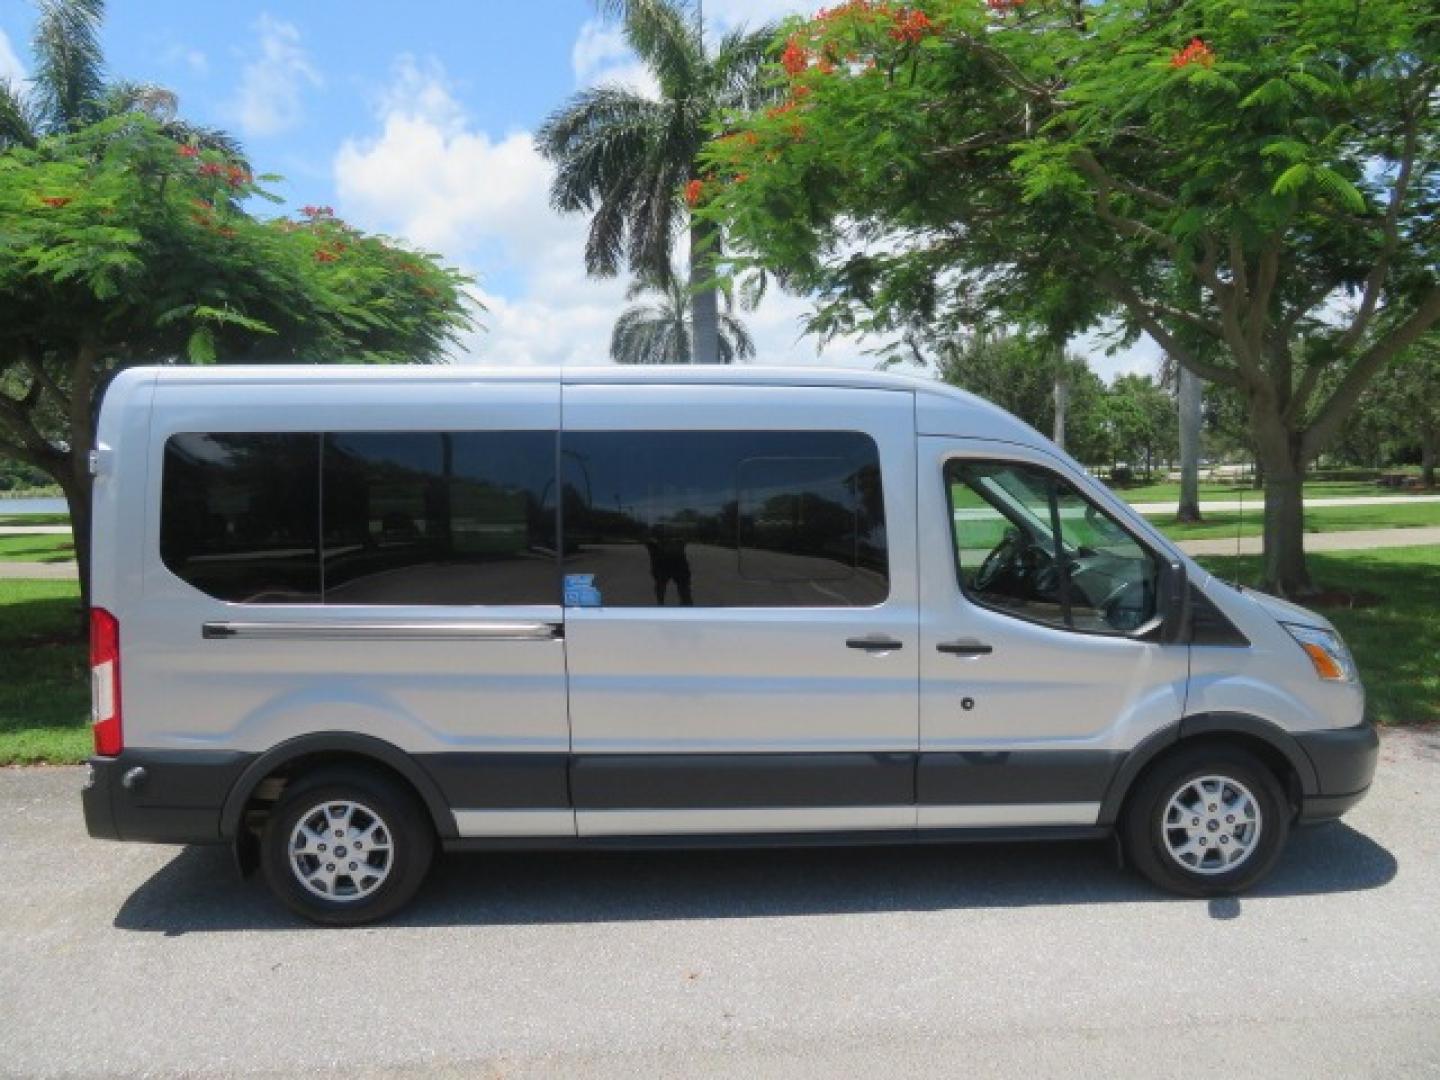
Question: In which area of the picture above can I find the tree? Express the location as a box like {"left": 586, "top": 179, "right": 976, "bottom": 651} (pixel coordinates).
{"left": 1106, "top": 374, "right": 1177, "bottom": 479}
{"left": 1343, "top": 331, "right": 1440, "bottom": 486}
{"left": 536, "top": 0, "right": 775, "bottom": 365}
{"left": 1176, "top": 364, "right": 1205, "bottom": 522}
{"left": 706, "top": 0, "right": 1439, "bottom": 596}
{"left": 933, "top": 332, "right": 1110, "bottom": 465}
{"left": 611, "top": 268, "right": 755, "bottom": 363}
{"left": 0, "top": 115, "right": 474, "bottom": 607}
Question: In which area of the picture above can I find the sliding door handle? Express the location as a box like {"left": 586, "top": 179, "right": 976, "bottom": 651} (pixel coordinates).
{"left": 846, "top": 636, "right": 904, "bottom": 652}
{"left": 937, "top": 639, "right": 994, "bottom": 656}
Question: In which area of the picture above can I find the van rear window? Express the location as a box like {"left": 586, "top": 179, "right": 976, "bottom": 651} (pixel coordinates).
{"left": 160, "top": 431, "right": 557, "bottom": 606}
{"left": 559, "top": 430, "right": 888, "bottom": 608}
{"left": 161, "top": 433, "right": 322, "bottom": 603}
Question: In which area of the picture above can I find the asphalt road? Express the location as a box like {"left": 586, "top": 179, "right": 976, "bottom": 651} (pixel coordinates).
{"left": 2, "top": 731, "right": 1438, "bottom": 1079}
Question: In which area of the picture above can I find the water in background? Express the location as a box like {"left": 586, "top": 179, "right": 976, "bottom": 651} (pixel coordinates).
{"left": 0, "top": 497, "right": 68, "bottom": 515}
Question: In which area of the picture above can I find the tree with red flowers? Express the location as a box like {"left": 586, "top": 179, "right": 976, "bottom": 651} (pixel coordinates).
{"left": 706, "top": 0, "right": 1439, "bottom": 596}
{"left": 0, "top": 4, "right": 474, "bottom": 609}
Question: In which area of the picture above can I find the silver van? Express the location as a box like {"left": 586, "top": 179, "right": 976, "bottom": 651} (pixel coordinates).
{"left": 82, "top": 365, "right": 1377, "bottom": 924}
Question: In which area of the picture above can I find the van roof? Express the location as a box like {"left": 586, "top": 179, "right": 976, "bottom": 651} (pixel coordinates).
{"left": 134, "top": 363, "right": 1049, "bottom": 446}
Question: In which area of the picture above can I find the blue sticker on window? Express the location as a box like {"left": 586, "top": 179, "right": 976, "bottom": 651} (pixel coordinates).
{"left": 564, "top": 573, "right": 602, "bottom": 607}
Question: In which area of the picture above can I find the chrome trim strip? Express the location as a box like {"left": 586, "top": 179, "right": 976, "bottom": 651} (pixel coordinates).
{"left": 917, "top": 802, "right": 1101, "bottom": 828}
{"left": 453, "top": 809, "right": 577, "bottom": 837}
{"left": 202, "top": 620, "right": 563, "bottom": 642}
{"left": 576, "top": 805, "right": 916, "bottom": 836}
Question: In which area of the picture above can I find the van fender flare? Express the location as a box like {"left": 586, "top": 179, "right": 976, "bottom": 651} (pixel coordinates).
{"left": 219, "top": 732, "right": 459, "bottom": 841}
{"left": 1096, "top": 712, "right": 1318, "bottom": 827}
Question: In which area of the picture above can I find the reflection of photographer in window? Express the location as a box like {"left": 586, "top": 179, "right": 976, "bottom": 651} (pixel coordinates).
{"left": 645, "top": 524, "right": 692, "bottom": 606}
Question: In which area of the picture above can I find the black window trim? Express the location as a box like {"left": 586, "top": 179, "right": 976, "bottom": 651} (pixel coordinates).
{"left": 943, "top": 454, "right": 1172, "bottom": 641}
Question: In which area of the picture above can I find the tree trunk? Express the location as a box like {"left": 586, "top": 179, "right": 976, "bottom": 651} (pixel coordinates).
{"left": 689, "top": 219, "right": 720, "bottom": 365}
{"left": 1051, "top": 372, "right": 1069, "bottom": 451}
{"left": 1241, "top": 387, "right": 1314, "bottom": 596}
{"left": 1260, "top": 467, "right": 1310, "bottom": 597}
{"left": 1422, "top": 427, "right": 1437, "bottom": 489}
{"left": 58, "top": 469, "right": 93, "bottom": 612}
{"left": 1176, "top": 365, "right": 1203, "bottom": 523}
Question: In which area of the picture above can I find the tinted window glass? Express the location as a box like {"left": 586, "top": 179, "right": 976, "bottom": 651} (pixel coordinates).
{"left": 322, "top": 431, "right": 556, "bottom": 605}
{"left": 161, "top": 433, "right": 321, "bottom": 603}
{"left": 561, "top": 431, "right": 887, "bottom": 607}
{"left": 946, "top": 460, "right": 1158, "bottom": 634}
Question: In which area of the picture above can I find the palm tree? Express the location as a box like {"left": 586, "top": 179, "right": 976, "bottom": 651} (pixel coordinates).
{"left": 0, "top": 0, "right": 240, "bottom": 153}
{"left": 536, "top": 0, "right": 775, "bottom": 364}
{"left": 611, "top": 270, "right": 754, "bottom": 364}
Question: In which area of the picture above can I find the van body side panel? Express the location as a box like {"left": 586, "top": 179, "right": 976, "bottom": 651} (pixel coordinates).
{"left": 560, "top": 385, "right": 921, "bottom": 835}
{"left": 125, "top": 380, "right": 572, "bottom": 842}
{"left": 917, "top": 436, "right": 1190, "bottom": 825}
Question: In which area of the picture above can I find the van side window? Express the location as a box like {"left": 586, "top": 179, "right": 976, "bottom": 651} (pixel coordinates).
{"left": 160, "top": 433, "right": 322, "bottom": 603}
{"left": 561, "top": 431, "right": 888, "bottom": 607}
{"left": 161, "top": 431, "right": 558, "bottom": 606}
{"left": 322, "top": 431, "right": 557, "bottom": 605}
{"left": 946, "top": 460, "right": 1159, "bottom": 635}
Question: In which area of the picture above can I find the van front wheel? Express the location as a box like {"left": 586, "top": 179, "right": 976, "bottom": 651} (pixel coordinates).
{"left": 260, "top": 767, "right": 434, "bottom": 925}
{"left": 1122, "top": 746, "right": 1289, "bottom": 897}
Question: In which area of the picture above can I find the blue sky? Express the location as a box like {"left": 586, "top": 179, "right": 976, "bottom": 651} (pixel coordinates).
{"left": 0, "top": 1, "right": 1156, "bottom": 378}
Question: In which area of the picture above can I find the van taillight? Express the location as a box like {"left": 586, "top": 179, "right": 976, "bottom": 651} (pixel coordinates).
{"left": 89, "top": 607, "right": 123, "bottom": 757}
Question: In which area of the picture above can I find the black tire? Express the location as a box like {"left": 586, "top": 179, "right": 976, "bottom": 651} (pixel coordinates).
{"left": 260, "top": 765, "right": 435, "bottom": 926}
{"left": 1122, "top": 745, "right": 1290, "bottom": 897}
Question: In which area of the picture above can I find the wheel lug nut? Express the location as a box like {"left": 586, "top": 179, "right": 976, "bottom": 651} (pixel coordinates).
{"left": 1220, "top": 836, "right": 1228, "bottom": 844}
{"left": 1192, "top": 817, "right": 1200, "bottom": 826}
{"left": 349, "top": 862, "right": 357, "bottom": 870}
{"left": 1208, "top": 804, "right": 1217, "bottom": 812}
{"left": 1226, "top": 815, "right": 1235, "bottom": 824}
{"left": 326, "top": 863, "right": 335, "bottom": 872}
{"left": 318, "top": 844, "right": 326, "bottom": 852}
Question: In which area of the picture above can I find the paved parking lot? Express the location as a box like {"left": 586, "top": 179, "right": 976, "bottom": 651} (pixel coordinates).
{"left": 2, "top": 730, "right": 1439, "bottom": 1078}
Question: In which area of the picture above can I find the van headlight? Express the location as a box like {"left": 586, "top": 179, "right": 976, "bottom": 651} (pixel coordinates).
{"left": 1283, "top": 624, "right": 1357, "bottom": 683}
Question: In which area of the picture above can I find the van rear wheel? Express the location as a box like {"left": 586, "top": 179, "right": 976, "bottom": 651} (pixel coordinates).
{"left": 1122, "top": 745, "right": 1289, "bottom": 897}
{"left": 260, "top": 766, "right": 434, "bottom": 925}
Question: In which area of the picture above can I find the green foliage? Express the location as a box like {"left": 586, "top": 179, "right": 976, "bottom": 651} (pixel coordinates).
{"left": 1106, "top": 373, "right": 1177, "bottom": 473}
{"left": 0, "top": 118, "right": 474, "bottom": 367}
{"left": 702, "top": 0, "right": 1439, "bottom": 592}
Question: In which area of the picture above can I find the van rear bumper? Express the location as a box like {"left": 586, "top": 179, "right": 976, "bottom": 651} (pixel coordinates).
{"left": 82, "top": 751, "right": 254, "bottom": 844}
{"left": 1294, "top": 721, "right": 1379, "bottom": 825}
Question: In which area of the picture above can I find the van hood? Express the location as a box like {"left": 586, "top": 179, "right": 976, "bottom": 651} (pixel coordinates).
{"left": 1233, "top": 584, "right": 1334, "bottom": 633}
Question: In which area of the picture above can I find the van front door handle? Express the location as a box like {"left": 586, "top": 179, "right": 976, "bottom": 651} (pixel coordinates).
{"left": 937, "top": 639, "right": 994, "bottom": 656}
{"left": 846, "top": 636, "right": 904, "bottom": 652}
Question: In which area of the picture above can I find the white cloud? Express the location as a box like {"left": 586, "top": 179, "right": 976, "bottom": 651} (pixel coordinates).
{"left": 0, "top": 28, "right": 25, "bottom": 84}
{"left": 571, "top": 18, "right": 659, "bottom": 98}
{"left": 335, "top": 55, "right": 871, "bottom": 369}
{"left": 226, "top": 15, "right": 321, "bottom": 137}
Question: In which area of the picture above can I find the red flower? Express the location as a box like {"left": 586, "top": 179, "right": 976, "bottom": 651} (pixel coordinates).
{"left": 314, "top": 249, "right": 339, "bottom": 263}
{"left": 986, "top": 0, "right": 1023, "bottom": 9}
{"left": 301, "top": 205, "right": 334, "bottom": 219}
{"left": 40, "top": 195, "right": 72, "bottom": 208}
{"left": 176, "top": 144, "right": 199, "bottom": 158}
{"left": 1171, "top": 37, "right": 1216, "bottom": 68}
{"left": 225, "top": 164, "right": 251, "bottom": 188}
{"left": 197, "top": 162, "right": 225, "bottom": 178}
{"left": 890, "top": 9, "right": 933, "bottom": 43}
{"left": 684, "top": 179, "right": 705, "bottom": 206}
{"left": 781, "top": 36, "right": 809, "bottom": 75}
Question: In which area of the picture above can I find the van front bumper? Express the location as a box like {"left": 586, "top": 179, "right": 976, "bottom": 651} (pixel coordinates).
{"left": 1294, "top": 721, "right": 1379, "bottom": 825}
{"left": 82, "top": 751, "right": 254, "bottom": 844}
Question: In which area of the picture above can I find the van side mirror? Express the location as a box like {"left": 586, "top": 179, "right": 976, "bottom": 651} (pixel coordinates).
{"left": 1154, "top": 558, "right": 1189, "bottom": 644}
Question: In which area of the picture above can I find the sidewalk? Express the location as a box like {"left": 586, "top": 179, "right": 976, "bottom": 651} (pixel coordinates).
{"left": 1131, "top": 494, "right": 1440, "bottom": 514}
{"left": 1176, "top": 525, "right": 1440, "bottom": 557}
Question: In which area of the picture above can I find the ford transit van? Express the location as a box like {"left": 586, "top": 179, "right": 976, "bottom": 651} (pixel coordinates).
{"left": 81, "top": 366, "right": 1377, "bottom": 924}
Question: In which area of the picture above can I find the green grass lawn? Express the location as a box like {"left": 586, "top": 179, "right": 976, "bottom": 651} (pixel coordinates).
{"left": 0, "top": 513, "right": 71, "bottom": 527}
{"left": 1150, "top": 499, "right": 1440, "bottom": 542}
{"left": 1111, "top": 478, "right": 1430, "bottom": 504}
{"left": 0, "top": 545, "right": 1434, "bottom": 765}
{"left": 0, "top": 533, "right": 75, "bottom": 563}
{"left": 0, "top": 579, "right": 89, "bottom": 764}
{"left": 1196, "top": 546, "right": 1440, "bottom": 727}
